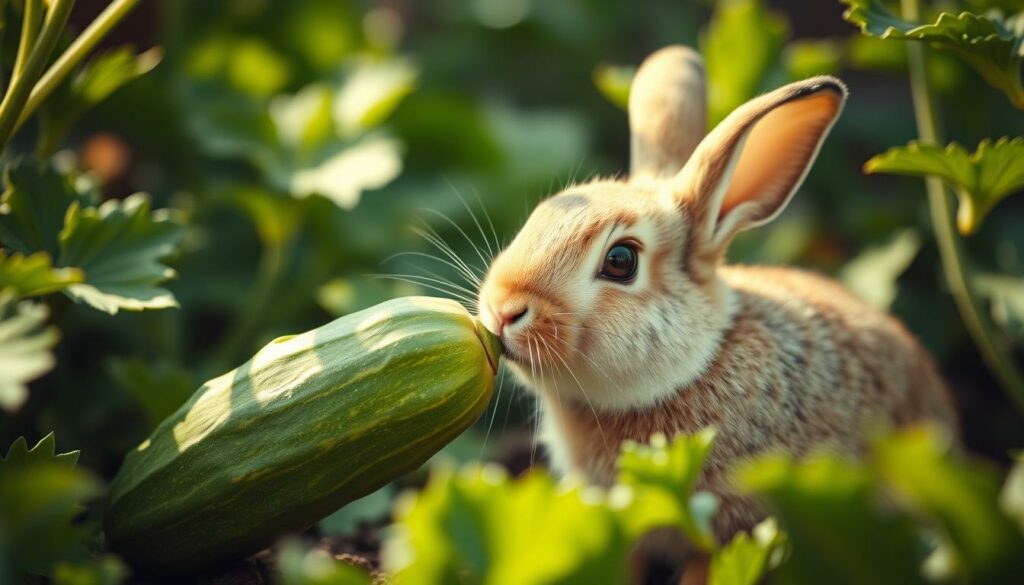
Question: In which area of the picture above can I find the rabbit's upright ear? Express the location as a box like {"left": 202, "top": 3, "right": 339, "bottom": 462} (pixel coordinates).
{"left": 675, "top": 77, "right": 846, "bottom": 277}
{"left": 629, "top": 46, "right": 707, "bottom": 180}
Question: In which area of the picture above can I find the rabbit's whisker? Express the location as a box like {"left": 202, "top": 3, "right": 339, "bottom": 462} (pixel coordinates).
{"left": 412, "top": 225, "right": 483, "bottom": 287}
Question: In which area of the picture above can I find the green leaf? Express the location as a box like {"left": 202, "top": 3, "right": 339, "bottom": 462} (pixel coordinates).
{"left": 0, "top": 292, "right": 57, "bottom": 411}
{"left": 333, "top": 56, "right": 418, "bottom": 136}
{"left": 593, "top": 64, "right": 635, "bottom": 110}
{"left": 107, "top": 358, "right": 194, "bottom": 431}
{"left": 386, "top": 466, "right": 632, "bottom": 585}
{"left": 320, "top": 485, "right": 395, "bottom": 537}
{"left": 58, "top": 193, "right": 185, "bottom": 314}
{"left": 0, "top": 434, "right": 102, "bottom": 578}
{"left": 53, "top": 555, "right": 128, "bottom": 585}
{"left": 709, "top": 518, "right": 783, "bottom": 585}
{"left": 974, "top": 274, "right": 1024, "bottom": 339}
{"left": 839, "top": 229, "right": 922, "bottom": 309}
{"left": 0, "top": 159, "right": 84, "bottom": 256}
{"left": 616, "top": 429, "right": 718, "bottom": 550}
{"left": 277, "top": 541, "right": 371, "bottom": 585}
{"left": 873, "top": 426, "right": 1024, "bottom": 584}
{"left": 284, "top": 133, "right": 403, "bottom": 210}
{"left": 738, "top": 452, "right": 926, "bottom": 585}
{"left": 783, "top": 39, "right": 844, "bottom": 80}
{"left": 702, "top": 0, "right": 789, "bottom": 127}
{"left": 841, "top": 0, "right": 1024, "bottom": 107}
{"left": 0, "top": 250, "right": 82, "bottom": 298}
{"left": 864, "top": 138, "right": 1024, "bottom": 234}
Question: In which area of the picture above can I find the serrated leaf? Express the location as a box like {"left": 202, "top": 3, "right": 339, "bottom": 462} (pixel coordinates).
{"left": 593, "top": 64, "right": 635, "bottom": 110}
{"left": 841, "top": 0, "right": 1024, "bottom": 107}
{"left": 57, "top": 194, "right": 184, "bottom": 314}
{"left": 0, "top": 159, "right": 84, "bottom": 256}
{"left": 616, "top": 429, "right": 718, "bottom": 550}
{"left": 737, "top": 452, "right": 926, "bottom": 585}
{"left": 0, "top": 292, "right": 58, "bottom": 411}
{"left": 873, "top": 426, "right": 1024, "bottom": 584}
{"left": 702, "top": 0, "right": 789, "bottom": 127}
{"left": 709, "top": 518, "right": 783, "bottom": 585}
{"left": 0, "top": 434, "right": 100, "bottom": 578}
{"left": 278, "top": 541, "right": 371, "bottom": 585}
{"left": 0, "top": 250, "right": 82, "bottom": 298}
{"left": 864, "top": 137, "right": 1024, "bottom": 234}
{"left": 386, "top": 466, "right": 632, "bottom": 585}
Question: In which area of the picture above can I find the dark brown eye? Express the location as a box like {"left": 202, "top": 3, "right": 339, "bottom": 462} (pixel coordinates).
{"left": 600, "top": 243, "right": 638, "bottom": 282}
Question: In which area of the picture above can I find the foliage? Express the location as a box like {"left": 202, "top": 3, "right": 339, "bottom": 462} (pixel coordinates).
{"left": 0, "top": 290, "right": 57, "bottom": 410}
{"left": 865, "top": 138, "right": 1024, "bottom": 234}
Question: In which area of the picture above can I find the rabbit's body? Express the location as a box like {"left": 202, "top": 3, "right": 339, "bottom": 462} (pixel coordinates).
{"left": 476, "top": 45, "right": 958, "bottom": 555}
{"left": 540, "top": 263, "right": 955, "bottom": 540}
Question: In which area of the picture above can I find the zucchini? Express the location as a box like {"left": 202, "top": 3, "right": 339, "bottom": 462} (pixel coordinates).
{"left": 105, "top": 296, "right": 499, "bottom": 572}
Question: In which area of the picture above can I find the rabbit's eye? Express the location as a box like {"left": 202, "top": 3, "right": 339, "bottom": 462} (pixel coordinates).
{"left": 600, "top": 243, "right": 638, "bottom": 282}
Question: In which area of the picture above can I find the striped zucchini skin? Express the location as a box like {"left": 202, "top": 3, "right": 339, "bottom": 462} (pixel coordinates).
{"left": 105, "top": 297, "right": 498, "bottom": 572}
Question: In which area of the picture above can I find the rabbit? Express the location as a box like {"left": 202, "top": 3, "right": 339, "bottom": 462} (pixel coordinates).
{"left": 475, "top": 43, "right": 959, "bottom": 557}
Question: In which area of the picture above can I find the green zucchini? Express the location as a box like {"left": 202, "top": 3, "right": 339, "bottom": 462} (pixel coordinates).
{"left": 105, "top": 296, "right": 499, "bottom": 572}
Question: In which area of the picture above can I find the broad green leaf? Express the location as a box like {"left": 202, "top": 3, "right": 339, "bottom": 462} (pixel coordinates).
{"left": 58, "top": 194, "right": 185, "bottom": 314}
{"left": 873, "top": 426, "right": 1024, "bottom": 584}
{"left": 386, "top": 466, "right": 632, "bottom": 585}
{"left": 333, "top": 57, "right": 418, "bottom": 136}
{"left": 709, "top": 518, "right": 783, "bottom": 585}
{"left": 701, "top": 0, "right": 789, "bottom": 127}
{"left": 593, "top": 64, "right": 635, "bottom": 110}
{"left": 1000, "top": 454, "right": 1024, "bottom": 533}
{"left": 0, "top": 250, "right": 82, "bottom": 298}
{"left": 841, "top": 0, "right": 1024, "bottom": 107}
{"left": 277, "top": 541, "right": 371, "bottom": 585}
{"left": 286, "top": 133, "right": 403, "bottom": 209}
{"left": 738, "top": 452, "right": 926, "bottom": 585}
{"left": 0, "top": 434, "right": 101, "bottom": 578}
{"left": 108, "top": 358, "right": 194, "bottom": 431}
{"left": 0, "top": 292, "right": 57, "bottom": 411}
{"left": 864, "top": 138, "right": 1024, "bottom": 234}
{"left": 616, "top": 429, "right": 717, "bottom": 550}
{"left": 53, "top": 555, "right": 128, "bottom": 585}
{"left": 839, "top": 229, "right": 922, "bottom": 309}
{"left": 0, "top": 159, "right": 84, "bottom": 256}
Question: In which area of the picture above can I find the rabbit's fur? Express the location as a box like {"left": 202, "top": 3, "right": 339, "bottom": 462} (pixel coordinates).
{"left": 477, "top": 46, "right": 958, "bottom": 546}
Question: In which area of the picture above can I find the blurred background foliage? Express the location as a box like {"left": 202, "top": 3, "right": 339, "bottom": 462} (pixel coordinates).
{"left": 2, "top": 0, "right": 1024, "bottom": 581}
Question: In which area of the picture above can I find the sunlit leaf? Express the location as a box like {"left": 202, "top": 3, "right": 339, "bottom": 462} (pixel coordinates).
{"left": 840, "top": 229, "right": 922, "bottom": 309}
{"left": 738, "top": 452, "right": 926, "bottom": 585}
{"left": 616, "top": 429, "right": 717, "bottom": 550}
{"left": 0, "top": 434, "right": 101, "bottom": 578}
{"left": 0, "top": 250, "right": 82, "bottom": 298}
{"left": 709, "top": 518, "right": 784, "bottom": 585}
{"left": 333, "top": 57, "right": 417, "bottom": 136}
{"left": 277, "top": 540, "right": 371, "bottom": 585}
{"left": 701, "top": 0, "right": 789, "bottom": 127}
{"left": 593, "top": 64, "right": 635, "bottom": 110}
{"left": 0, "top": 292, "right": 57, "bottom": 411}
{"left": 287, "top": 134, "right": 403, "bottom": 209}
{"left": 228, "top": 38, "right": 292, "bottom": 98}
{"left": 1000, "top": 454, "right": 1024, "bottom": 533}
{"left": 58, "top": 194, "right": 185, "bottom": 314}
{"left": 864, "top": 137, "right": 1024, "bottom": 234}
{"left": 385, "top": 466, "right": 632, "bottom": 585}
{"left": 974, "top": 273, "right": 1024, "bottom": 339}
{"left": 841, "top": 0, "right": 1024, "bottom": 107}
{"left": 873, "top": 426, "right": 1024, "bottom": 584}
{"left": 270, "top": 84, "right": 336, "bottom": 151}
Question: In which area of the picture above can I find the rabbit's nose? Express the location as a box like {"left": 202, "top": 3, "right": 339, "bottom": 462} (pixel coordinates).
{"left": 496, "top": 304, "right": 529, "bottom": 336}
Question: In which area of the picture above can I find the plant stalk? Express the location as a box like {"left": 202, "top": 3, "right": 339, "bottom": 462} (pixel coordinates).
{"left": 15, "top": 0, "right": 141, "bottom": 133}
{"left": 13, "top": 0, "right": 43, "bottom": 80}
{"left": 0, "top": 0, "right": 74, "bottom": 153}
{"left": 900, "top": 0, "right": 1024, "bottom": 411}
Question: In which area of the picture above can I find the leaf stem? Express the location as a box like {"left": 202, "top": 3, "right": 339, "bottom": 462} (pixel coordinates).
{"left": 0, "top": 0, "right": 74, "bottom": 153}
{"left": 14, "top": 0, "right": 141, "bottom": 134}
{"left": 900, "top": 0, "right": 1024, "bottom": 412}
{"left": 13, "top": 0, "right": 43, "bottom": 80}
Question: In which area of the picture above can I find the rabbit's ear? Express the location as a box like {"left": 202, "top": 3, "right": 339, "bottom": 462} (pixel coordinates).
{"left": 676, "top": 77, "right": 846, "bottom": 274}
{"left": 629, "top": 46, "right": 707, "bottom": 180}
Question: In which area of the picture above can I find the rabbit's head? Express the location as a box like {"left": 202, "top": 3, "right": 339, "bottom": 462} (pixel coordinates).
{"left": 478, "top": 46, "right": 846, "bottom": 411}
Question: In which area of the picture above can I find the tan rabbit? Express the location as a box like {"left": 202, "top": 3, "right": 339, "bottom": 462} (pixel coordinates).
{"left": 476, "top": 45, "right": 958, "bottom": 553}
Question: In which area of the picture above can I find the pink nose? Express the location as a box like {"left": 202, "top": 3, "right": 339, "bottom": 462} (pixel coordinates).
{"left": 496, "top": 304, "right": 528, "bottom": 336}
